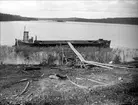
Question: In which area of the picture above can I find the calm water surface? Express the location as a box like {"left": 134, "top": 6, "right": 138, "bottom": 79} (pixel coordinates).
{"left": 0, "top": 21, "right": 138, "bottom": 48}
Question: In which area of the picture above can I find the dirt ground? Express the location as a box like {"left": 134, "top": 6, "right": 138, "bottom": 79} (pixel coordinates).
{"left": 0, "top": 64, "right": 138, "bottom": 105}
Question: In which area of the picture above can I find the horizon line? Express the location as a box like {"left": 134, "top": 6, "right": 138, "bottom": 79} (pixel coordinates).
{"left": 1, "top": 12, "right": 138, "bottom": 19}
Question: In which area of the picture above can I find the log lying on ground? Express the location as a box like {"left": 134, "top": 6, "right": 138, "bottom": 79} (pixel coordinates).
{"left": 68, "top": 79, "right": 88, "bottom": 89}
{"left": 24, "top": 66, "right": 41, "bottom": 71}
{"left": 18, "top": 81, "right": 30, "bottom": 96}
{"left": 67, "top": 42, "right": 127, "bottom": 69}
{"left": 76, "top": 77, "right": 107, "bottom": 85}
{"left": 13, "top": 81, "right": 30, "bottom": 97}
{"left": 49, "top": 74, "right": 68, "bottom": 80}
{"left": 0, "top": 78, "right": 29, "bottom": 90}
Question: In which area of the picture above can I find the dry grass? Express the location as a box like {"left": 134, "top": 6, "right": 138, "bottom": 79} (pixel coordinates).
{"left": 0, "top": 45, "right": 138, "bottom": 65}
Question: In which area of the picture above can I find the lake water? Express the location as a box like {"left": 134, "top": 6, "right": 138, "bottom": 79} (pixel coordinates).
{"left": 0, "top": 21, "right": 138, "bottom": 48}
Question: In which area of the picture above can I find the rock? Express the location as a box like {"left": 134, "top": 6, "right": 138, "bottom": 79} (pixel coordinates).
{"left": 49, "top": 74, "right": 59, "bottom": 79}
{"left": 118, "top": 77, "right": 123, "bottom": 81}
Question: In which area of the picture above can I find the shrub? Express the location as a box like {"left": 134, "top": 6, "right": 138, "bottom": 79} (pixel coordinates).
{"left": 113, "top": 55, "right": 121, "bottom": 64}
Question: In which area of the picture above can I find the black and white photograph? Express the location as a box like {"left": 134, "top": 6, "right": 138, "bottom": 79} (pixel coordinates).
{"left": 0, "top": 0, "right": 138, "bottom": 104}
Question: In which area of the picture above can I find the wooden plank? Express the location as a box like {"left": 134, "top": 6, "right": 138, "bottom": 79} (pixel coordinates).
{"left": 67, "top": 42, "right": 128, "bottom": 69}
{"left": 67, "top": 42, "right": 113, "bottom": 69}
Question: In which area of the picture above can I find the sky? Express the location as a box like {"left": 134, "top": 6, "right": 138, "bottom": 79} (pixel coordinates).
{"left": 0, "top": 0, "right": 138, "bottom": 18}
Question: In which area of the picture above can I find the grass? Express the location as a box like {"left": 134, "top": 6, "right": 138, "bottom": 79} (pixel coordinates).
{"left": 0, "top": 45, "right": 138, "bottom": 65}
{"left": 0, "top": 64, "right": 138, "bottom": 105}
{"left": 0, "top": 45, "right": 138, "bottom": 105}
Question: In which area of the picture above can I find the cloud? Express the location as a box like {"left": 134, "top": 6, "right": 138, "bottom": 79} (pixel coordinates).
{"left": 0, "top": 0, "right": 138, "bottom": 18}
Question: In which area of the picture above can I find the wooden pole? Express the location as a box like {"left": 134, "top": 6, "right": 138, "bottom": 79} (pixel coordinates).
{"left": 67, "top": 42, "right": 127, "bottom": 69}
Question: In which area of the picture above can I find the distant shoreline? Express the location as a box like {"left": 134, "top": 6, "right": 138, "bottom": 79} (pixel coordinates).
{"left": 0, "top": 12, "right": 138, "bottom": 25}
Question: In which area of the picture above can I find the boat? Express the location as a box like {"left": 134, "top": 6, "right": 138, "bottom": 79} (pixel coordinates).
{"left": 15, "top": 29, "right": 111, "bottom": 48}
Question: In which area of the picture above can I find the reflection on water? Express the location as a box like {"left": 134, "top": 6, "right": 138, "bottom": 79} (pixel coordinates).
{"left": 1, "top": 21, "right": 138, "bottom": 48}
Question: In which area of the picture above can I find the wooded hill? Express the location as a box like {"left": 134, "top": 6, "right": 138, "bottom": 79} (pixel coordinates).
{"left": 0, "top": 13, "right": 38, "bottom": 21}
{"left": 0, "top": 12, "right": 138, "bottom": 25}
